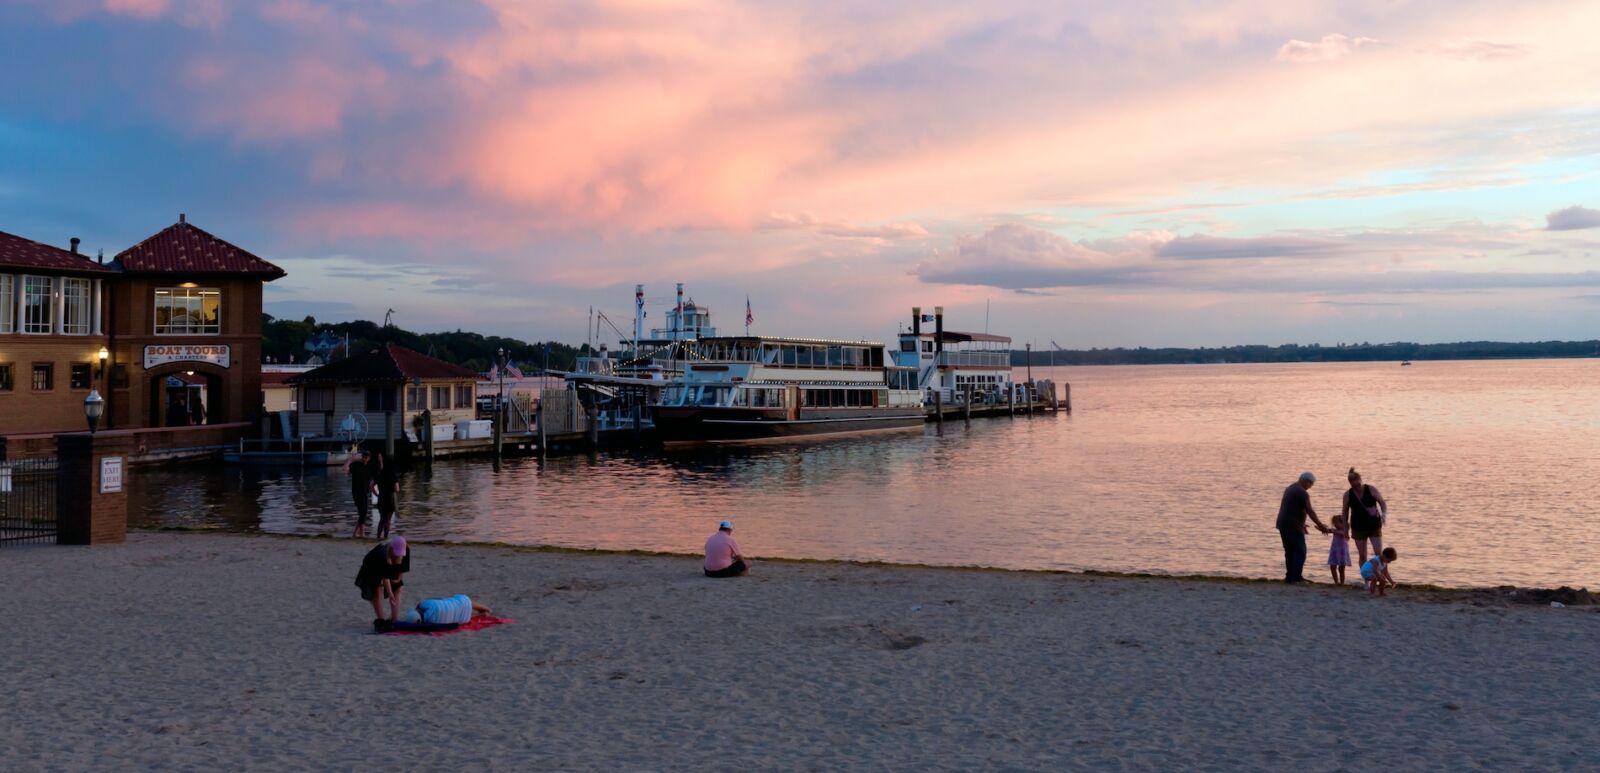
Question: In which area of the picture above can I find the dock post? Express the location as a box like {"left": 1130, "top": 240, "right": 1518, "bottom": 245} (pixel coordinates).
{"left": 422, "top": 409, "right": 434, "bottom": 463}
{"left": 934, "top": 389, "right": 943, "bottom": 426}
{"left": 962, "top": 387, "right": 971, "bottom": 421}
{"left": 1063, "top": 382, "right": 1072, "bottom": 413}
{"left": 384, "top": 410, "right": 395, "bottom": 457}
{"left": 632, "top": 403, "right": 642, "bottom": 443}
{"left": 1008, "top": 384, "right": 1016, "bottom": 416}
{"left": 585, "top": 405, "right": 599, "bottom": 451}
{"left": 536, "top": 401, "right": 547, "bottom": 460}
{"left": 494, "top": 398, "right": 504, "bottom": 462}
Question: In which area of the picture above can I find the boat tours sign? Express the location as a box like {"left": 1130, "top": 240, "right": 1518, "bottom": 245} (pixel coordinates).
{"left": 143, "top": 344, "right": 231, "bottom": 370}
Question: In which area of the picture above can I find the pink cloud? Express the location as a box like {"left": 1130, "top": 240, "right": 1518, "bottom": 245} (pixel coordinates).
{"left": 1275, "top": 33, "right": 1381, "bottom": 63}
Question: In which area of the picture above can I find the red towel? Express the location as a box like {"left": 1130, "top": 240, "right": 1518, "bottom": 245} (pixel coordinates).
{"left": 382, "top": 615, "right": 513, "bottom": 637}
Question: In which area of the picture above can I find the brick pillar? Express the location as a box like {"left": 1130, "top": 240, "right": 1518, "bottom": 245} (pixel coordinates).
{"left": 55, "top": 432, "right": 134, "bottom": 545}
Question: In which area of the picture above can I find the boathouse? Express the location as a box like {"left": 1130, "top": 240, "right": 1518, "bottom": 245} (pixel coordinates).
{"left": 0, "top": 216, "right": 284, "bottom": 458}
{"left": 287, "top": 343, "right": 479, "bottom": 447}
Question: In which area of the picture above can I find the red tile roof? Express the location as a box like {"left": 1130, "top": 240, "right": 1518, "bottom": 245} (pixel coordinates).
{"left": 0, "top": 230, "right": 115, "bottom": 273}
{"left": 114, "top": 218, "right": 286, "bottom": 278}
{"left": 260, "top": 371, "right": 301, "bottom": 387}
{"left": 287, "top": 343, "right": 480, "bottom": 385}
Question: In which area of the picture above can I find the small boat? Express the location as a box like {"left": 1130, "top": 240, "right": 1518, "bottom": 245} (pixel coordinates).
{"left": 1401, "top": 360, "right": 1412, "bottom": 366}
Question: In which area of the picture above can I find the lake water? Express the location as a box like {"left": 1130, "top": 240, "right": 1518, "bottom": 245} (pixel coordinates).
{"left": 130, "top": 359, "right": 1600, "bottom": 589}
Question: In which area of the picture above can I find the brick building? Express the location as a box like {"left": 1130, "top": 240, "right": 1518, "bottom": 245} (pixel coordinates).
{"left": 0, "top": 216, "right": 284, "bottom": 444}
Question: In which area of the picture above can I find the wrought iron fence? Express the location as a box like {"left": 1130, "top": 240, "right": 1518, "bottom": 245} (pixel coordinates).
{"left": 0, "top": 457, "right": 56, "bottom": 546}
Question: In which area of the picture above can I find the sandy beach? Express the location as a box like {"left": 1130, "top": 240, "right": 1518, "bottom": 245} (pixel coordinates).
{"left": 3, "top": 532, "right": 1597, "bottom": 771}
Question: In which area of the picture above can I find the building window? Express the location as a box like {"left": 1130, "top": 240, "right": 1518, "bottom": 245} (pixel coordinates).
{"left": 154, "top": 287, "right": 221, "bottom": 334}
{"left": 455, "top": 384, "right": 473, "bottom": 409}
{"left": 406, "top": 386, "right": 426, "bottom": 411}
{"left": 303, "top": 387, "right": 334, "bottom": 412}
{"left": 0, "top": 363, "right": 11, "bottom": 391}
{"left": 32, "top": 363, "right": 52, "bottom": 391}
{"left": 0, "top": 275, "right": 12, "bottom": 333}
{"left": 69, "top": 362, "right": 92, "bottom": 390}
{"left": 62, "top": 278, "right": 91, "bottom": 335}
{"left": 365, "top": 386, "right": 396, "bottom": 412}
{"left": 430, "top": 385, "right": 450, "bottom": 409}
{"left": 22, "top": 276, "right": 52, "bottom": 334}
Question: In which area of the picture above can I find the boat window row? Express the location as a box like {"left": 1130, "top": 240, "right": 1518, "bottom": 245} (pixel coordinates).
{"left": 690, "top": 342, "right": 883, "bottom": 369}
{"left": 801, "top": 387, "right": 881, "bottom": 408}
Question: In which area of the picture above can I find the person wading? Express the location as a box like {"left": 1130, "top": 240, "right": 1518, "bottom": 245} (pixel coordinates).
{"left": 1275, "top": 471, "right": 1331, "bottom": 583}
{"left": 1342, "top": 467, "right": 1389, "bottom": 567}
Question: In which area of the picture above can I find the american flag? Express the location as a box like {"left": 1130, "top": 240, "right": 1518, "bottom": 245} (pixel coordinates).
{"left": 745, "top": 296, "right": 754, "bottom": 327}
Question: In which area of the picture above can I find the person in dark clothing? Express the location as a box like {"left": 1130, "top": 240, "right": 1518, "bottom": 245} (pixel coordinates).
{"left": 372, "top": 451, "right": 399, "bottom": 540}
{"left": 1341, "top": 467, "right": 1390, "bottom": 567}
{"left": 344, "top": 449, "right": 375, "bottom": 538}
{"left": 355, "top": 536, "right": 410, "bottom": 623}
{"left": 1276, "top": 471, "right": 1331, "bottom": 583}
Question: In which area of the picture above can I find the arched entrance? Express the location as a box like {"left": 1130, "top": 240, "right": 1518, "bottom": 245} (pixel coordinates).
{"left": 146, "top": 364, "right": 226, "bottom": 428}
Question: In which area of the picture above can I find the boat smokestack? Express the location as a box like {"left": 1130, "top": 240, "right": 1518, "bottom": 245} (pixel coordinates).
{"left": 675, "top": 283, "right": 684, "bottom": 335}
{"left": 634, "top": 283, "right": 646, "bottom": 356}
{"left": 934, "top": 306, "right": 944, "bottom": 355}
{"left": 912, "top": 306, "right": 921, "bottom": 337}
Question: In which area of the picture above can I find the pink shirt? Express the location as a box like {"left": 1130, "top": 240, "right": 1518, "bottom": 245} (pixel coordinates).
{"left": 704, "top": 531, "right": 742, "bottom": 571}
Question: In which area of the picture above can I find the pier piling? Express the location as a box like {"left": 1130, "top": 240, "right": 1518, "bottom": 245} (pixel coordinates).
{"left": 934, "top": 390, "right": 944, "bottom": 426}
{"left": 384, "top": 410, "right": 395, "bottom": 457}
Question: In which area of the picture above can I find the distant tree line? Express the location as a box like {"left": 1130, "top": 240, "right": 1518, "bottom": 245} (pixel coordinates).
{"left": 1013, "top": 340, "right": 1600, "bottom": 366}
{"left": 261, "top": 314, "right": 595, "bottom": 372}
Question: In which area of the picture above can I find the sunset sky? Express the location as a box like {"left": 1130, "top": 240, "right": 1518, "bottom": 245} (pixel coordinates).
{"left": 2, "top": 0, "right": 1598, "bottom": 348}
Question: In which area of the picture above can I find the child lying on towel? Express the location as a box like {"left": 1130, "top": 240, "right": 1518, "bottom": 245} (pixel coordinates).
{"left": 373, "top": 594, "right": 491, "bottom": 632}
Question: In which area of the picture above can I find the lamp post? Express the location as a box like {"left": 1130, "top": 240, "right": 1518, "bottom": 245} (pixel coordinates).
{"left": 96, "top": 346, "right": 109, "bottom": 379}
{"left": 85, "top": 389, "right": 105, "bottom": 434}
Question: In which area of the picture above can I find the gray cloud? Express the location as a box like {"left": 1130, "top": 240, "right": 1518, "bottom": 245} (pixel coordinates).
{"left": 1545, "top": 205, "right": 1600, "bottom": 231}
{"left": 916, "top": 223, "right": 1147, "bottom": 290}
{"left": 1155, "top": 234, "right": 1343, "bottom": 260}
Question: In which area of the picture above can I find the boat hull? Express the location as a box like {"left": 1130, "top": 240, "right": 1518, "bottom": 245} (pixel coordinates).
{"left": 654, "top": 406, "right": 923, "bottom": 443}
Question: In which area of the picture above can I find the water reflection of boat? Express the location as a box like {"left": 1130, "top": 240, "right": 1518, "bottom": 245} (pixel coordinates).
{"left": 653, "top": 336, "right": 923, "bottom": 443}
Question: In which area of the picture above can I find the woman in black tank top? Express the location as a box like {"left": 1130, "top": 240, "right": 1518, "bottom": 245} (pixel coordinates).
{"left": 1341, "top": 467, "right": 1389, "bottom": 566}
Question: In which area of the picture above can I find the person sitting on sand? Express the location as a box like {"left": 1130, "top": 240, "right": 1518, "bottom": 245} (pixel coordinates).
{"left": 1361, "top": 547, "right": 1398, "bottom": 596}
{"left": 704, "top": 520, "right": 749, "bottom": 578}
{"left": 355, "top": 535, "right": 410, "bottom": 623}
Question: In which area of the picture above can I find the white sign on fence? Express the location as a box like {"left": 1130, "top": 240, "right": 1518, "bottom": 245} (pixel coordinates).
{"left": 100, "top": 456, "right": 124, "bottom": 494}
{"left": 143, "top": 344, "right": 231, "bottom": 369}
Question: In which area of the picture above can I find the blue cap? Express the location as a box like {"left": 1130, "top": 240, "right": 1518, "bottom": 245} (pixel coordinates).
{"left": 719, "top": 520, "right": 733, "bottom": 530}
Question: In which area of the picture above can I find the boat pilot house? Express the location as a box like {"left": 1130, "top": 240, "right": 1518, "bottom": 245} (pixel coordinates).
{"left": 1, "top": 215, "right": 284, "bottom": 456}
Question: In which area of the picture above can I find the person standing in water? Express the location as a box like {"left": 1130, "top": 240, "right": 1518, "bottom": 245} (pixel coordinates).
{"left": 372, "top": 450, "right": 399, "bottom": 540}
{"left": 1342, "top": 467, "right": 1389, "bottom": 567}
{"left": 344, "top": 448, "right": 375, "bottom": 538}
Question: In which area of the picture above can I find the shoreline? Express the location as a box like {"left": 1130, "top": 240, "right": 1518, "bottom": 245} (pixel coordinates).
{"left": 139, "top": 526, "right": 1598, "bottom": 605}
{"left": 6, "top": 531, "right": 1599, "bottom": 769}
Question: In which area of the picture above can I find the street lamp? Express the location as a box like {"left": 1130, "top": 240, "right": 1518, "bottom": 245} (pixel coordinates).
{"left": 84, "top": 389, "right": 105, "bottom": 434}
{"left": 96, "top": 346, "right": 109, "bottom": 378}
